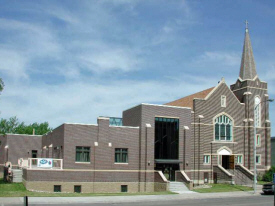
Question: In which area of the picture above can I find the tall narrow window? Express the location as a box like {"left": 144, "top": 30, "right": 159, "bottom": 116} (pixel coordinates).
{"left": 214, "top": 115, "right": 233, "bottom": 141}
{"left": 254, "top": 96, "right": 261, "bottom": 127}
{"left": 75, "top": 147, "right": 90, "bottom": 162}
{"left": 237, "top": 155, "right": 243, "bottom": 164}
{"left": 256, "top": 134, "right": 261, "bottom": 146}
{"left": 115, "top": 148, "right": 128, "bottom": 163}
{"left": 203, "top": 155, "right": 210, "bottom": 164}
{"left": 154, "top": 117, "right": 179, "bottom": 159}
{"left": 32, "top": 150, "right": 38, "bottom": 158}
{"left": 221, "top": 96, "right": 226, "bottom": 107}
{"left": 256, "top": 155, "right": 261, "bottom": 165}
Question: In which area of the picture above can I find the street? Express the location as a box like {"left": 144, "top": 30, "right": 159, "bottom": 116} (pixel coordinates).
{"left": 2, "top": 194, "right": 274, "bottom": 206}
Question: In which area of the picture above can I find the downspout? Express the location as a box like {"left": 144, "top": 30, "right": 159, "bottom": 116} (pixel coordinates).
{"left": 198, "top": 118, "right": 200, "bottom": 184}
{"left": 144, "top": 124, "right": 151, "bottom": 192}
{"left": 193, "top": 114, "right": 196, "bottom": 183}
{"left": 183, "top": 129, "right": 186, "bottom": 170}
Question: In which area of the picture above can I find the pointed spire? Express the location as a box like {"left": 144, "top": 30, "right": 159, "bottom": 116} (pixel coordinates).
{"left": 239, "top": 20, "right": 258, "bottom": 81}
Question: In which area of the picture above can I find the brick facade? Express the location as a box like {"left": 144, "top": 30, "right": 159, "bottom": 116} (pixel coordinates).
{"left": 0, "top": 134, "right": 41, "bottom": 175}
{"left": 2, "top": 27, "right": 272, "bottom": 193}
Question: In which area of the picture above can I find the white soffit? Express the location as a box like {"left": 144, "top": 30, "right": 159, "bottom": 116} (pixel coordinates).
{"left": 218, "top": 149, "right": 231, "bottom": 155}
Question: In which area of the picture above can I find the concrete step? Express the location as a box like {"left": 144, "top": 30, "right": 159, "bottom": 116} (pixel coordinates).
{"left": 169, "top": 182, "right": 196, "bottom": 194}
{"left": 11, "top": 169, "right": 23, "bottom": 183}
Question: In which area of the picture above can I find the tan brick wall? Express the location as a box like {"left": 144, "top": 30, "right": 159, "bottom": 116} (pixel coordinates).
{"left": 154, "top": 182, "right": 168, "bottom": 192}
{"left": 23, "top": 179, "right": 162, "bottom": 193}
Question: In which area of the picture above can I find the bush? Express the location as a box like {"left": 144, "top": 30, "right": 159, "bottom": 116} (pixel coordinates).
{"left": 262, "top": 166, "right": 275, "bottom": 182}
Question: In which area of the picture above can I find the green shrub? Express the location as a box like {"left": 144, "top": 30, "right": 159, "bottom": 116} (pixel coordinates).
{"left": 262, "top": 166, "right": 275, "bottom": 182}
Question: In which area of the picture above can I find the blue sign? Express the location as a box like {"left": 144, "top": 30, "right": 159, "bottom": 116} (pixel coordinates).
{"left": 273, "top": 173, "right": 275, "bottom": 184}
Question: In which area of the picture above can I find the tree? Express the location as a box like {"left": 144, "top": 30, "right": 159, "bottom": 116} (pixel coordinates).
{"left": 262, "top": 166, "right": 275, "bottom": 182}
{"left": 0, "top": 116, "right": 52, "bottom": 135}
{"left": 0, "top": 116, "right": 19, "bottom": 134}
{"left": 0, "top": 78, "right": 4, "bottom": 93}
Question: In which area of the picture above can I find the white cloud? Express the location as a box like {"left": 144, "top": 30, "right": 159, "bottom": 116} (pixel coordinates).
{"left": 198, "top": 51, "right": 240, "bottom": 66}
{"left": 79, "top": 49, "right": 140, "bottom": 73}
{"left": 0, "top": 75, "right": 215, "bottom": 128}
{"left": 0, "top": 49, "right": 28, "bottom": 79}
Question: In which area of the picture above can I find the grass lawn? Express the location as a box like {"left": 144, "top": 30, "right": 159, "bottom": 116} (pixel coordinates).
{"left": 193, "top": 184, "right": 253, "bottom": 193}
{"left": 257, "top": 181, "right": 270, "bottom": 185}
{"left": 0, "top": 179, "right": 175, "bottom": 197}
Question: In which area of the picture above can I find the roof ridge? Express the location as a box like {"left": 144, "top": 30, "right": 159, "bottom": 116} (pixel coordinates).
{"left": 165, "top": 87, "right": 215, "bottom": 109}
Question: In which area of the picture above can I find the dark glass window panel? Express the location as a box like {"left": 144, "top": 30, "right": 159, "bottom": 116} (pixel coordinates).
{"left": 226, "top": 125, "right": 231, "bottom": 140}
{"left": 74, "top": 185, "right": 81, "bottom": 193}
{"left": 109, "top": 117, "right": 123, "bottom": 126}
{"left": 220, "top": 124, "right": 225, "bottom": 139}
{"left": 32, "top": 150, "right": 38, "bottom": 158}
{"left": 121, "top": 185, "right": 128, "bottom": 192}
{"left": 154, "top": 117, "right": 179, "bottom": 159}
{"left": 54, "top": 185, "right": 61, "bottom": 192}
{"left": 115, "top": 148, "right": 128, "bottom": 163}
{"left": 76, "top": 147, "right": 90, "bottom": 162}
{"left": 215, "top": 124, "right": 219, "bottom": 140}
{"left": 215, "top": 115, "right": 232, "bottom": 141}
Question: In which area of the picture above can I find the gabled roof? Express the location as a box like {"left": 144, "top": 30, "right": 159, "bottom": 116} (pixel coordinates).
{"left": 239, "top": 25, "right": 258, "bottom": 81}
{"left": 165, "top": 87, "right": 214, "bottom": 110}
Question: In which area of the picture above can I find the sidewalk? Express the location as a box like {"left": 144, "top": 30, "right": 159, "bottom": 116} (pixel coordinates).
{"left": 0, "top": 187, "right": 263, "bottom": 205}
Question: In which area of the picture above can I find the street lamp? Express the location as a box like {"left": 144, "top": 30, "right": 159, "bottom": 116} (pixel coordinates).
{"left": 254, "top": 98, "right": 274, "bottom": 194}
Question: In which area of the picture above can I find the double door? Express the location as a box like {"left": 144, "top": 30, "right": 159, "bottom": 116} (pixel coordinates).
{"left": 155, "top": 164, "right": 179, "bottom": 181}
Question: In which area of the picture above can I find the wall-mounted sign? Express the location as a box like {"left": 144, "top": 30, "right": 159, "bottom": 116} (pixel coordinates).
{"left": 37, "top": 158, "right": 53, "bottom": 168}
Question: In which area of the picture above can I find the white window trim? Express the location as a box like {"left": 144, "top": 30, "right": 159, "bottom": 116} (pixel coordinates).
{"left": 256, "top": 134, "right": 261, "bottom": 147}
{"left": 221, "top": 95, "right": 226, "bottom": 107}
{"left": 213, "top": 114, "right": 233, "bottom": 142}
{"left": 114, "top": 163, "right": 129, "bottom": 165}
{"left": 203, "top": 155, "right": 211, "bottom": 165}
{"left": 256, "top": 154, "right": 261, "bottom": 165}
{"left": 254, "top": 96, "right": 261, "bottom": 128}
{"left": 236, "top": 155, "right": 243, "bottom": 165}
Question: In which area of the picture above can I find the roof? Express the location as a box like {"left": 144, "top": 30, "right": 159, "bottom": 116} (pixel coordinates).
{"left": 165, "top": 87, "right": 214, "bottom": 110}
{"left": 239, "top": 27, "right": 258, "bottom": 80}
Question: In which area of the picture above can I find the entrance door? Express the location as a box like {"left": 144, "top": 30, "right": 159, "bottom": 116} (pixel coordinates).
{"left": 222, "top": 155, "right": 234, "bottom": 169}
{"left": 229, "top": 155, "right": 234, "bottom": 169}
{"left": 155, "top": 164, "right": 179, "bottom": 181}
{"left": 204, "top": 172, "right": 209, "bottom": 183}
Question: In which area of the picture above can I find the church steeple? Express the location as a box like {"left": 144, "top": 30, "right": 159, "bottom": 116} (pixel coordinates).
{"left": 239, "top": 21, "right": 258, "bottom": 81}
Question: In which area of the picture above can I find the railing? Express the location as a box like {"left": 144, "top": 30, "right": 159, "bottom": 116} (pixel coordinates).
{"left": 175, "top": 170, "right": 193, "bottom": 190}
{"left": 234, "top": 165, "right": 253, "bottom": 186}
{"left": 217, "top": 165, "right": 234, "bottom": 177}
{"left": 213, "top": 165, "right": 234, "bottom": 184}
{"left": 235, "top": 164, "right": 254, "bottom": 178}
{"left": 28, "top": 158, "right": 63, "bottom": 170}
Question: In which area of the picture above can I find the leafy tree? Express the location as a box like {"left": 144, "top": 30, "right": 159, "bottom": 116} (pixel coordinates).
{"left": 262, "top": 166, "right": 275, "bottom": 182}
{"left": 0, "top": 116, "right": 52, "bottom": 135}
{"left": 0, "top": 116, "right": 19, "bottom": 134}
{"left": 0, "top": 78, "right": 4, "bottom": 93}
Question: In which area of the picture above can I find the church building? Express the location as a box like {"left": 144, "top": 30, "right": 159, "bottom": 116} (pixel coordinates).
{"left": 0, "top": 25, "right": 272, "bottom": 193}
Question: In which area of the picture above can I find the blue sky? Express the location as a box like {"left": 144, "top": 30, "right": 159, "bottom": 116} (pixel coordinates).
{"left": 0, "top": 0, "right": 275, "bottom": 134}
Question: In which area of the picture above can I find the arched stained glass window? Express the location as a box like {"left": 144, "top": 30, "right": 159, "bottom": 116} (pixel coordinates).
{"left": 254, "top": 96, "right": 261, "bottom": 128}
{"left": 215, "top": 115, "right": 232, "bottom": 141}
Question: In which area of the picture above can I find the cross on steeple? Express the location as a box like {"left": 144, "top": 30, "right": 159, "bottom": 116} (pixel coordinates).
{"left": 245, "top": 20, "right": 249, "bottom": 32}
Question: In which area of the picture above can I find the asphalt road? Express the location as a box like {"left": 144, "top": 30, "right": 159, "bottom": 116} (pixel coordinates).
{"left": 4, "top": 195, "right": 274, "bottom": 206}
